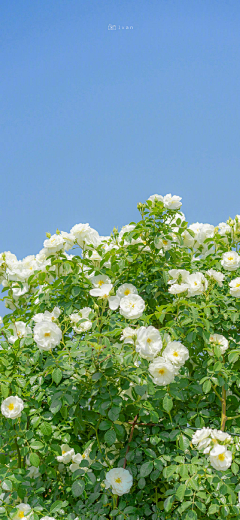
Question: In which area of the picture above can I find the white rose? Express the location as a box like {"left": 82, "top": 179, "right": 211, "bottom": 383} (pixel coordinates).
{"left": 154, "top": 237, "right": 172, "bottom": 251}
{"left": 148, "top": 358, "right": 176, "bottom": 386}
{"left": 188, "top": 223, "right": 214, "bottom": 244}
{"left": 91, "top": 274, "right": 112, "bottom": 287}
{"left": 56, "top": 444, "right": 75, "bottom": 464}
{"left": 0, "top": 317, "right": 2, "bottom": 325}
{"left": 181, "top": 229, "right": 195, "bottom": 247}
{"left": 168, "top": 283, "right": 189, "bottom": 294}
{"left": 135, "top": 326, "right": 162, "bottom": 360}
{"left": 8, "top": 321, "right": 31, "bottom": 344}
{"left": 70, "top": 445, "right": 92, "bottom": 472}
{"left": 12, "top": 504, "right": 31, "bottom": 520}
{"left": 218, "top": 222, "right": 232, "bottom": 236}
{"left": 120, "top": 327, "right": 138, "bottom": 344}
{"left": 229, "top": 277, "right": 240, "bottom": 297}
{"left": 116, "top": 283, "right": 138, "bottom": 298}
{"left": 221, "top": 251, "right": 240, "bottom": 271}
{"left": 148, "top": 194, "right": 164, "bottom": 206}
{"left": 28, "top": 466, "right": 41, "bottom": 479}
{"left": 69, "top": 307, "right": 92, "bottom": 333}
{"left": 118, "top": 224, "right": 136, "bottom": 241}
{"left": 33, "top": 307, "right": 61, "bottom": 323}
{"left": 1, "top": 396, "right": 24, "bottom": 419}
{"left": 210, "top": 429, "right": 232, "bottom": 443}
{"left": 206, "top": 269, "right": 225, "bottom": 286}
{"left": 104, "top": 468, "right": 133, "bottom": 496}
{"left": 90, "top": 283, "right": 113, "bottom": 298}
{"left": 70, "top": 223, "right": 100, "bottom": 249}
{"left": 40, "top": 517, "right": 56, "bottom": 520}
{"left": 43, "top": 234, "right": 65, "bottom": 254}
{"left": 209, "top": 444, "right": 232, "bottom": 471}
{"left": 119, "top": 294, "right": 145, "bottom": 320}
{"left": 163, "top": 341, "right": 189, "bottom": 366}
{"left": 163, "top": 193, "right": 182, "bottom": 210}
{"left": 185, "top": 272, "right": 208, "bottom": 296}
{"left": 33, "top": 320, "right": 62, "bottom": 351}
{"left": 168, "top": 269, "right": 190, "bottom": 284}
{"left": 60, "top": 231, "right": 76, "bottom": 251}
{"left": 191, "top": 427, "right": 212, "bottom": 445}
{"left": 209, "top": 334, "right": 228, "bottom": 355}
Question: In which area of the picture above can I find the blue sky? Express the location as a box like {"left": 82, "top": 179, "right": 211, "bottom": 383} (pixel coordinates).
{"left": 1, "top": 0, "right": 240, "bottom": 314}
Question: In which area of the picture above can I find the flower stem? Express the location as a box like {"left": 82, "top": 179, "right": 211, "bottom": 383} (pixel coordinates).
{"left": 221, "top": 386, "right": 227, "bottom": 431}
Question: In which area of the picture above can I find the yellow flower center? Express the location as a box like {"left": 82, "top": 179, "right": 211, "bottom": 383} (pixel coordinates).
{"left": 163, "top": 240, "right": 168, "bottom": 245}
{"left": 147, "top": 338, "right": 152, "bottom": 344}
{"left": 62, "top": 450, "right": 66, "bottom": 454}
{"left": 82, "top": 454, "right": 86, "bottom": 458}
{"left": 115, "top": 477, "right": 122, "bottom": 483}
{"left": 236, "top": 283, "right": 240, "bottom": 288}
{"left": 18, "top": 512, "right": 25, "bottom": 518}
{"left": 228, "top": 256, "right": 233, "bottom": 261}
{"left": 51, "top": 316, "right": 55, "bottom": 321}
{"left": 194, "top": 282, "right": 198, "bottom": 286}
{"left": 44, "top": 332, "right": 51, "bottom": 337}
{"left": 98, "top": 280, "right": 104, "bottom": 286}
{"left": 124, "top": 289, "right": 130, "bottom": 295}
{"left": 173, "top": 351, "right": 179, "bottom": 357}
{"left": 218, "top": 453, "right": 225, "bottom": 461}
{"left": 8, "top": 403, "right": 14, "bottom": 410}
{"left": 158, "top": 369, "right": 165, "bottom": 375}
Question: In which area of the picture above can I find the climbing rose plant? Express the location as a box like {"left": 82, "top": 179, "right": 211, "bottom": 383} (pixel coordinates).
{"left": 1, "top": 194, "right": 240, "bottom": 520}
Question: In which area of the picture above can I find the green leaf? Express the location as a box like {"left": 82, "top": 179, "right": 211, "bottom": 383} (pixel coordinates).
{"left": 185, "top": 512, "right": 197, "bottom": 520}
{"left": 134, "top": 385, "right": 148, "bottom": 396}
{"left": 228, "top": 351, "right": 240, "bottom": 364}
{"left": 30, "top": 441, "right": 44, "bottom": 450}
{"left": 50, "top": 399, "right": 62, "bottom": 414}
{"left": 52, "top": 368, "right": 62, "bottom": 385}
{"left": 208, "top": 504, "right": 219, "bottom": 514}
{"left": 179, "top": 435, "right": 190, "bottom": 451}
{"left": 163, "top": 464, "right": 177, "bottom": 478}
{"left": 104, "top": 429, "right": 116, "bottom": 446}
{"left": 29, "top": 453, "right": 40, "bottom": 467}
{"left": 71, "top": 479, "right": 85, "bottom": 497}
{"left": 40, "top": 422, "right": 52, "bottom": 436}
{"left": 138, "top": 477, "right": 146, "bottom": 489}
{"left": 164, "top": 495, "right": 174, "bottom": 512}
{"left": 140, "top": 461, "right": 153, "bottom": 477}
{"left": 99, "top": 420, "right": 112, "bottom": 430}
{"left": 163, "top": 394, "right": 173, "bottom": 412}
{"left": 203, "top": 379, "right": 211, "bottom": 393}
{"left": 1, "top": 384, "right": 9, "bottom": 398}
{"left": 231, "top": 461, "right": 239, "bottom": 475}
{"left": 50, "top": 501, "right": 63, "bottom": 513}
{"left": 2, "top": 480, "right": 12, "bottom": 491}
{"left": 108, "top": 406, "right": 120, "bottom": 422}
{"left": 175, "top": 483, "right": 186, "bottom": 501}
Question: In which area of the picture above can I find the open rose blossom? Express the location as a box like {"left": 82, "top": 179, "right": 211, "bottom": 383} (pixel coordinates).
{"left": 104, "top": 468, "right": 133, "bottom": 496}
{"left": 1, "top": 396, "right": 24, "bottom": 419}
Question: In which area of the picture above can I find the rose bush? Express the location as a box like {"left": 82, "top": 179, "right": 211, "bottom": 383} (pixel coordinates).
{"left": 1, "top": 194, "right": 240, "bottom": 519}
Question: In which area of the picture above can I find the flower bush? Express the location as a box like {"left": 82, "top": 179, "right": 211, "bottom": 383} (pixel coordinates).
{"left": 1, "top": 194, "right": 240, "bottom": 519}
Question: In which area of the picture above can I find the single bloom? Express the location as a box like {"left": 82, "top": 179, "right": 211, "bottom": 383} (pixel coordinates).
{"left": 70, "top": 223, "right": 100, "bottom": 249}
{"left": 210, "top": 429, "right": 232, "bottom": 443}
{"left": 120, "top": 326, "right": 138, "bottom": 344}
{"left": 56, "top": 444, "right": 75, "bottom": 464}
{"left": 188, "top": 223, "right": 214, "bottom": 244}
{"left": 163, "top": 193, "right": 182, "bottom": 210}
{"left": 168, "top": 283, "right": 189, "bottom": 295}
{"left": 229, "top": 277, "right": 240, "bottom": 297}
{"left": 206, "top": 269, "right": 225, "bottom": 286}
{"left": 33, "top": 307, "right": 61, "bottom": 323}
{"left": 148, "top": 357, "right": 176, "bottom": 386}
{"left": 91, "top": 274, "right": 112, "bottom": 287}
{"left": 148, "top": 194, "right": 164, "bottom": 206}
{"left": 209, "top": 334, "right": 228, "bottom": 355}
{"left": 191, "top": 427, "right": 212, "bottom": 446}
{"left": 119, "top": 294, "right": 145, "bottom": 320}
{"left": 116, "top": 283, "right": 138, "bottom": 298}
{"left": 60, "top": 231, "right": 76, "bottom": 251}
{"left": 43, "top": 234, "right": 65, "bottom": 254}
{"left": 90, "top": 283, "right": 113, "bottom": 298}
{"left": 12, "top": 504, "right": 31, "bottom": 520}
{"left": 135, "top": 326, "right": 162, "bottom": 360}
{"left": 1, "top": 396, "right": 24, "bottom": 419}
{"left": 104, "top": 467, "right": 133, "bottom": 496}
{"left": 33, "top": 320, "right": 62, "bottom": 351}
{"left": 69, "top": 307, "right": 92, "bottom": 333}
{"left": 163, "top": 341, "right": 189, "bottom": 366}
{"left": 209, "top": 444, "right": 232, "bottom": 471}
{"left": 168, "top": 269, "right": 190, "bottom": 284}
{"left": 8, "top": 321, "right": 31, "bottom": 344}
{"left": 221, "top": 251, "right": 240, "bottom": 271}
{"left": 185, "top": 272, "right": 208, "bottom": 296}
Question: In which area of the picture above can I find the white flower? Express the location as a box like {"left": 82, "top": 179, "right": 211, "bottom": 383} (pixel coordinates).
{"left": 91, "top": 274, "right": 112, "bottom": 287}
{"left": 188, "top": 223, "right": 214, "bottom": 244}
{"left": 148, "top": 194, "right": 164, "bottom": 206}
{"left": 154, "top": 237, "right": 172, "bottom": 251}
{"left": 120, "top": 327, "right": 137, "bottom": 344}
{"left": 163, "top": 341, "right": 189, "bottom": 366}
{"left": 33, "top": 307, "right": 61, "bottom": 323}
{"left": 60, "top": 231, "right": 76, "bottom": 251}
{"left": 185, "top": 272, "right": 208, "bottom": 296}
{"left": 8, "top": 321, "right": 31, "bottom": 344}
{"left": 27, "top": 466, "right": 41, "bottom": 479}
{"left": 218, "top": 222, "right": 232, "bottom": 236}
{"left": 70, "top": 223, "right": 100, "bottom": 249}
{"left": 118, "top": 224, "right": 136, "bottom": 241}
{"left": 135, "top": 326, "right": 162, "bottom": 360}
{"left": 56, "top": 444, "right": 75, "bottom": 464}
{"left": 163, "top": 193, "right": 182, "bottom": 210}
{"left": 221, "top": 251, "right": 240, "bottom": 271}
{"left": 33, "top": 320, "right": 62, "bottom": 351}
{"left": 1, "top": 396, "right": 24, "bottom": 419}
{"left": 229, "top": 277, "right": 240, "bottom": 297}
{"left": 209, "top": 444, "right": 232, "bottom": 471}
{"left": 43, "top": 234, "right": 65, "bottom": 254}
{"left": 119, "top": 294, "right": 145, "bottom": 320}
{"left": 191, "top": 427, "right": 212, "bottom": 445}
{"left": 90, "top": 283, "right": 113, "bottom": 298}
{"left": 182, "top": 229, "right": 195, "bottom": 247}
{"left": 210, "top": 429, "right": 232, "bottom": 443}
{"left": 168, "top": 283, "right": 189, "bottom": 294}
{"left": 206, "top": 269, "right": 225, "bottom": 286}
{"left": 148, "top": 358, "right": 176, "bottom": 386}
{"left": 69, "top": 307, "right": 92, "bottom": 333}
{"left": 12, "top": 504, "right": 31, "bottom": 520}
{"left": 70, "top": 445, "right": 93, "bottom": 472}
{"left": 104, "top": 468, "right": 133, "bottom": 496}
{"left": 168, "top": 269, "right": 190, "bottom": 284}
{"left": 209, "top": 334, "right": 229, "bottom": 355}
{"left": 116, "top": 283, "right": 138, "bottom": 298}
{"left": 40, "top": 517, "right": 56, "bottom": 520}
{"left": 0, "top": 317, "right": 2, "bottom": 325}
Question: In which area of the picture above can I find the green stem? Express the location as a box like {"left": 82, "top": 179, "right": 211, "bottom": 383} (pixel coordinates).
{"left": 14, "top": 425, "right": 21, "bottom": 468}
{"left": 221, "top": 386, "right": 227, "bottom": 431}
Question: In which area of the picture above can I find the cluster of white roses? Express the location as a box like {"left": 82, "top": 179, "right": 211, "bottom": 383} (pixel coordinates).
{"left": 8, "top": 503, "right": 56, "bottom": 520}
{"left": 56, "top": 443, "right": 93, "bottom": 473}
{"left": 120, "top": 325, "right": 189, "bottom": 386}
{"left": 192, "top": 428, "right": 233, "bottom": 471}
{"left": 89, "top": 280, "right": 146, "bottom": 319}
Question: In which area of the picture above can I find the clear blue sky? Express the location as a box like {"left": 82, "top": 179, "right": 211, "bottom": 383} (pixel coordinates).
{"left": 0, "top": 0, "right": 240, "bottom": 314}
